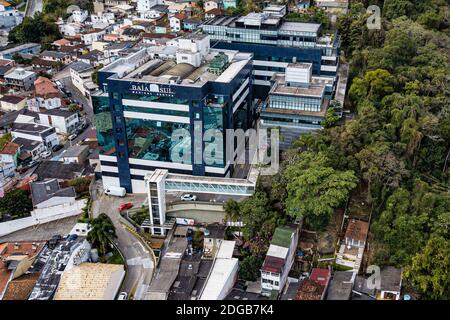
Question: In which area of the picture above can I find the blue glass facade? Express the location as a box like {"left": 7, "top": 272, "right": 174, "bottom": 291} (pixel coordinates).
{"left": 94, "top": 58, "right": 253, "bottom": 192}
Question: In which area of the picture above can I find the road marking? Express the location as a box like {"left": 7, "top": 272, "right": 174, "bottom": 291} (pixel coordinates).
{"left": 127, "top": 257, "right": 141, "bottom": 266}
{"left": 141, "top": 258, "right": 152, "bottom": 269}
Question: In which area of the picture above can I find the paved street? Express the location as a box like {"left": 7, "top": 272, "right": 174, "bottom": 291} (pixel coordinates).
{"left": 166, "top": 191, "right": 248, "bottom": 205}
{"left": 25, "top": 0, "right": 43, "bottom": 17}
{"left": 91, "top": 188, "right": 154, "bottom": 300}
{"left": 0, "top": 216, "right": 79, "bottom": 242}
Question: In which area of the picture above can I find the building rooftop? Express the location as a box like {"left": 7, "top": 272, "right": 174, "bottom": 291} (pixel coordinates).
{"left": 0, "top": 95, "right": 26, "bottom": 105}
{"left": 271, "top": 225, "right": 295, "bottom": 248}
{"left": 101, "top": 37, "right": 252, "bottom": 87}
{"left": 0, "top": 141, "right": 20, "bottom": 155}
{"left": 11, "top": 137, "right": 41, "bottom": 152}
{"left": 326, "top": 271, "right": 354, "bottom": 300}
{"left": 270, "top": 74, "right": 332, "bottom": 98}
{"left": 296, "top": 279, "right": 325, "bottom": 300}
{"left": 0, "top": 43, "right": 40, "bottom": 57}
{"left": 40, "top": 108, "right": 76, "bottom": 118}
{"left": 266, "top": 244, "right": 288, "bottom": 260}
{"left": 34, "top": 161, "right": 87, "bottom": 181}
{"left": 204, "top": 224, "right": 226, "bottom": 239}
{"left": 2, "top": 272, "right": 40, "bottom": 300}
{"left": 61, "top": 144, "right": 89, "bottom": 158}
{"left": 261, "top": 255, "right": 284, "bottom": 273}
{"left": 70, "top": 61, "right": 93, "bottom": 73}
{"left": 4, "top": 68, "right": 35, "bottom": 80}
{"left": 380, "top": 266, "right": 402, "bottom": 292}
{"left": 12, "top": 122, "right": 52, "bottom": 134}
{"left": 310, "top": 268, "right": 331, "bottom": 287}
{"left": 41, "top": 50, "right": 69, "bottom": 59}
{"left": 34, "top": 77, "right": 61, "bottom": 99}
{"left": 30, "top": 179, "right": 76, "bottom": 207}
{"left": 54, "top": 263, "right": 125, "bottom": 300}
{"left": 345, "top": 219, "right": 369, "bottom": 242}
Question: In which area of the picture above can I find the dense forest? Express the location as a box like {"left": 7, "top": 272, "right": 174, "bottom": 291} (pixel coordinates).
{"left": 227, "top": 0, "right": 449, "bottom": 299}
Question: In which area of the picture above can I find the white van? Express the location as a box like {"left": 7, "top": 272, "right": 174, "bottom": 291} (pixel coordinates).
{"left": 104, "top": 186, "right": 126, "bottom": 197}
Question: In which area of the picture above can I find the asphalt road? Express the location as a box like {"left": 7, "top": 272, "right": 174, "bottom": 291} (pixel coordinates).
{"left": 25, "top": 0, "right": 43, "bottom": 17}
{"left": 91, "top": 190, "right": 154, "bottom": 300}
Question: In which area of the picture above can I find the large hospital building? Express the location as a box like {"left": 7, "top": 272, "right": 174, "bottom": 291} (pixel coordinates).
{"left": 94, "top": 34, "right": 253, "bottom": 193}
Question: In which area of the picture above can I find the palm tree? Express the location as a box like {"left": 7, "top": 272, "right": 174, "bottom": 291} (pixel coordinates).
{"left": 224, "top": 199, "right": 240, "bottom": 224}
{"left": 87, "top": 213, "right": 117, "bottom": 256}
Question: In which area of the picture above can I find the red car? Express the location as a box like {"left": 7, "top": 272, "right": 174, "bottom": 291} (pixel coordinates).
{"left": 118, "top": 203, "right": 133, "bottom": 212}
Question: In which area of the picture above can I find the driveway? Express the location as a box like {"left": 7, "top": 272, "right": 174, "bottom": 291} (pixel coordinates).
{"left": 91, "top": 187, "right": 154, "bottom": 300}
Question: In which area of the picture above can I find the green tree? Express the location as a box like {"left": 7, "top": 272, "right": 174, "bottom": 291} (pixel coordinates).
{"left": 8, "top": 12, "right": 61, "bottom": 46}
{"left": 68, "top": 103, "right": 80, "bottom": 113}
{"left": 87, "top": 213, "right": 117, "bottom": 255}
{"left": 404, "top": 236, "right": 450, "bottom": 300}
{"left": 239, "top": 255, "right": 263, "bottom": 281}
{"left": 284, "top": 151, "right": 357, "bottom": 229}
{"left": 0, "top": 189, "right": 33, "bottom": 218}
{"left": 0, "top": 133, "right": 12, "bottom": 150}
{"left": 224, "top": 199, "right": 240, "bottom": 223}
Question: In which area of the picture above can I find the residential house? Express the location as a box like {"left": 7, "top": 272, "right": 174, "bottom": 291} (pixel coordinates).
{"left": 10, "top": 137, "right": 44, "bottom": 161}
{"left": 0, "top": 141, "right": 20, "bottom": 167}
{"left": 222, "top": 0, "right": 236, "bottom": 9}
{"left": 262, "top": 4, "right": 287, "bottom": 17}
{"left": 170, "top": 12, "right": 187, "bottom": 32}
{"left": 315, "top": 0, "right": 349, "bottom": 15}
{"left": 182, "top": 18, "right": 201, "bottom": 32}
{"left": 121, "top": 27, "right": 145, "bottom": 41}
{"left": 11, "top": 122, "right": 59, "bottom": 150}
{"left": 154, "top": 18, "right": 168, "bottom": 33}
{"left": 33, "top": 161, "right": 89, "bottom": 182}
{"left": 38, "top": 109, "right": 80, "bottom": 134}
{"left": 296, "top": 279, "right": 325, "bottom": 300}
{"left": 142, "top": 33, "right": 176, "bottom": 46}
{"left": 0, "top": 63, "right": 13, "bottom": 85}
{"left": 137, "top": 0, "right": 158, "bottom": 12}
{"left": 59, "top": 22, "right": 84, "bottom": 37}
{"left": 203, "top": 224, "right": 226, "bottom": 258}
{"left": 60, "top": 144, "right": 89, "bottom": 164}
{"left": 326, "top": 271, "right": 354, "bottom": 300}
{"left": 296, "top": 0, "right": 311, "bottom": 11}
{"left": 29, "top": 179, "right": 88, "bottom": 232}
{"left": 0, "top": 43, "right": 41, "bottom": 60}
{"left": 309, "top": 268, "right": 331, "bottom": 298}
{"left": 4, "top": 67, "right": 37, "bottom": 91}
{"left": 79, "top": 49, "right": 108, "bottom": 67}
{"left": 335, "top": 219, "right": 369, "bottom": 272}
{"left": 52, "top": 38, "right": 71, "bottom": 48}
{"left": 378, "top": 267, "right": 402, "bottom": 300}
{"left": 71, "top": 10, "right": 89, "bottom": 23}
{"left": 39, "top": 50, "right": 75, "bottom": 65}
{"left": 70, "top": 61, "right": 95, "bottom": 97}
{"left": 27, "top": 77, "right": 63, "bottom": 111}
{"left": 0, "top": 241, "right": 47, "bottom": 299}
{"left": 205, "top": 8, "right": 223, "bottom": 20}
{"left": 204, "top": 0, "right": 220, "bottom": 12}
{"left": 0, "top": 95, "right": 26, "bottom": 111}
{"left": 0, "top": 0, "right": 23, "bottom": 31}
{"left": 81, "top": 28, "right": 107, "bottom": 45}
{"left": 260, "top": 224, "right": 299, "bottom": 297}
{"left": 139, "top": 4, "right": 169, "bottom": 19}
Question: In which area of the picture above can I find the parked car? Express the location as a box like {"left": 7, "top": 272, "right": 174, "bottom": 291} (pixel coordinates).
{"left": 118, "top": 203, "right": 133, "bottom": 212}
{"left": 117, "top": 292, "right": 128, "bottom": 300}
{"left": 52, "top": 144, "right": 64, "bottom": 152}
{"left": 40, "top": 150, "right": 52, "bottom": 158}
{"left": 180, "top": 194, "right": 197, "bottom": 201}
{"left": 68, "top": 134, "right": 77, "bottom": 141}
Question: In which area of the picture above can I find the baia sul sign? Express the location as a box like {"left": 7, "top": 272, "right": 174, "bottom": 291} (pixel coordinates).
{"left": 129, "top": 82, "right": 175, "bottom": 96}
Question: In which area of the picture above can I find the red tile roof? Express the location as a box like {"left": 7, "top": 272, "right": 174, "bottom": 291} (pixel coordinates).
{"left": 34, "top": 76, "right": 61, "bottom": 99}
{"left": 261, "top": 255, "right": 284, "bottom": 273}
{"left": 345, "top": 219, "right": 369, "bottom": 242}
{"left": 0, "top": 141, "right": 20, "bottom": 155}
{"left": 310, "top": 268, "right": 331, "bottom": 286}
{"left": 296, "top": 279, "right": 325, "bottom": 300}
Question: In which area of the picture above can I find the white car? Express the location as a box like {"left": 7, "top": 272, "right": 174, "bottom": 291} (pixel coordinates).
{"left": 181, "top": 194, "right": 197, "bottom": 201}
{"left": 68, "top": 134, "right": 77, "bottom": 141}
{"left": 40, "top": 151, "right": 52, "bottom": 158}
{"left": 117, "top": 292, "right": 128, "bottom": 300}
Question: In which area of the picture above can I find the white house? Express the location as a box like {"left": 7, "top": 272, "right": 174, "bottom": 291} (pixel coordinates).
{"left": 81, "top": 29, "right": 106, "bottom": 45}
{"left": 38, "top": 109, "right": 79, "bottom": 134}
{"left": 71, "top": 10, "right": 89, "bottom": 23}
{"left": 169, "top": 12, "right": 187, "bottom": 32}
{"left": 70, "top": 61, "right": 95, "bottom": 97}
{"left": 204, "top": 0, "right": 220, "bottom": 12}
{"left": 27, "top": 76, "right": 63, "bottom": 111}
{"left": 11, "top": 122, "right": 59, "bottom": 150}
{"left": 0, "top": 95, "right": 26, "bottom": 111}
